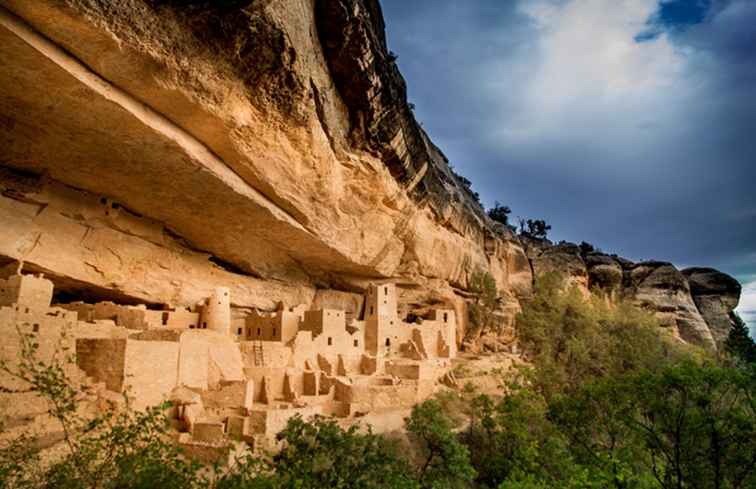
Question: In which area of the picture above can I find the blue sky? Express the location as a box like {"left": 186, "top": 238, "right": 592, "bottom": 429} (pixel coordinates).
{"left": 379, "top": 0, "right": 756, "bottom": 334}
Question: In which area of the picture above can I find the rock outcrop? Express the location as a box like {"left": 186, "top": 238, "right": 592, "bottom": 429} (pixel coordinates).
{"left": 0, "top": 0, "right": 530, "bottom": 337}
{"left": 0, "top": 0, "right": 740, "bottom": 350}
{"left": 683, "top": 268, "right": 742, "bottom": 345}
{"left": 520, "top": 238, "right": 741, "bottom": 350}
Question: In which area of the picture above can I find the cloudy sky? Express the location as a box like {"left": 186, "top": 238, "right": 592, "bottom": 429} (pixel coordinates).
{"left": 380, "top": 0, "right": 756, "bottom": 334}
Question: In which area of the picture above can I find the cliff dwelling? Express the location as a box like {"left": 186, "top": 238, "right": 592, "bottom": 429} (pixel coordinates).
{"left": 0, "top": 266, "right": 457, "bottom": 456}
{"left": 0, "top": 0, "right": 747, "bottom": 480}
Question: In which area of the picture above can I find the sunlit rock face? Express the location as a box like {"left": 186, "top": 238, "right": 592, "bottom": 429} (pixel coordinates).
{"left": 0, "top": 0, "right": 530, "bottom": 340}
{"left": 0, "top": 0, "right": 738, "bottom": 347}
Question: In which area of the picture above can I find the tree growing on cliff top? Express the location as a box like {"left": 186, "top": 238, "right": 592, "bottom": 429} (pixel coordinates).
{"left": 523, "top": 219, "right": 551, "bottom": 239}
{"left": 487, "top": 202, "right": 512, "bottom": 227}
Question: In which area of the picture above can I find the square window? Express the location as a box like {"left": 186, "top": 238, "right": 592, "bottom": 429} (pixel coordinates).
{"left": 32, "top": 324, "right": 39, "bottom": 333}
{"left": 354, "top": 339, "right": 358, "bottom": 347}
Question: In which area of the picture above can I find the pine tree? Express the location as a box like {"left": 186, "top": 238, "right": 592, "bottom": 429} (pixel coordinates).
{"left": 724, "top": 313, "right": 756, "bottom": 364}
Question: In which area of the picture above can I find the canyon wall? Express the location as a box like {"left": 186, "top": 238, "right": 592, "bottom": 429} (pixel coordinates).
{"left": 0, "top": 0, "right": 738, "bottom": 349}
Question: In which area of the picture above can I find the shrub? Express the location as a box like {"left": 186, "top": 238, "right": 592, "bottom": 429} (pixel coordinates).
{"left": 515, "top": 272, "right": 687, "bottom": 399}
{"left": 406, "top": 400, "right": 476, "bottom": 489}
{"left": 272, "top": 415, "right": 418, "bottom": 489}
{"left": 521, "top": 219, "right": 551, "bottom": 239}
{"left": 0, "top": 330, "right": 203, "bottom": 489}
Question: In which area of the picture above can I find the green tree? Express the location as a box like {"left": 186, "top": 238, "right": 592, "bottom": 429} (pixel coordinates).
{"left": 273, "top": 415, "right": 418, "bottom": 489}
{"left": 463, "top": 387, "right": 575, "bottom": 489}
{"left": 724, "top": 313, "right": 756, "bottom": 365}
{"left": 515, "top": 272, "right": 686, "bottom": 399}
{"left": 626, "top": 362, "right": 756, "bottom": 489}
{"left": 406, "top": 400, "right": 476, "bottom": 489}
{"left": 487, "top": 202, "right": 512, "bottom": 227}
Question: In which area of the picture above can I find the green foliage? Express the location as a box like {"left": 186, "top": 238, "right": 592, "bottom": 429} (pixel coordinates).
{"left": 520, "top": 220, "right": 551, "bottom": 239}
{"left": 724, "top": 312, "right": 756, "bottom": 364}
{"left": 406, "top": 400, "right": 476, "bottom": 489}
{"left": 272, "top": 415, "right": 418, "bottom": 489}
{"left": 467, "top": 270, "right": 500, "bottom": 340}
{"left": 547, "top": 362, "right": 756, "bottom": 489}
{"left": 627, "top": 362, "right": 756, "bottom": 488}
{"left": 515, "top": 272, "right": 687, "bottom": 398}
{"left": 487, "top": 202, "right": 512, "bottom": 227}
{"left": 2, "top": 276, "right": 753, "bottom": 489}
{"left": 452, "top": 273, "right": 756, "bottom": 489}
{"left": 463, "top": 386, "right": 573, "bottom": 488}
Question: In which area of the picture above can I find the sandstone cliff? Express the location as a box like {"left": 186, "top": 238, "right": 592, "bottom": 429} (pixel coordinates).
{"left": 521, "top": 237, "right": 742, "bottom": 350}
{"left": 0, "top": 0, "right": 739, "bottom": 349}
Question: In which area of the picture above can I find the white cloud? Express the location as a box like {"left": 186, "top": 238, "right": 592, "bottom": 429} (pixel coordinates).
{"left": 736, "top": 279, "right": 756, "bottom": 337}
{"left": 488, "top": 0, "right": 689, "bottom": 152}
{"left": 737, "top": 280, "right": 756, "bottom": 312}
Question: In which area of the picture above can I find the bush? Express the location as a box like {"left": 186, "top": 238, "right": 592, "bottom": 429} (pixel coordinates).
{"left": 406, "top": 400, "right": 476, "bottom": 489}
{"left": 515, "top": 272, "right": 687, "bottom": 398}
{"left": 272, "top": 415, "right": 417, "bottom": 489}
{"left": 520, "top": 220, "right": 551, "bottom": 239}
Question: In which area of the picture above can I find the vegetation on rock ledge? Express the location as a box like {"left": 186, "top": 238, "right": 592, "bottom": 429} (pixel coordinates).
{"left": 1, "top": 274, "right": 755, "bottom": 488}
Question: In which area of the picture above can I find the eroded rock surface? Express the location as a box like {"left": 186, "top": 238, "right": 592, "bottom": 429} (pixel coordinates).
{"left": 683, "top": 268, "right": 741, "bottom": 345}
{"left": 0, "top": 0, "right": 530, "bottom": 334}
{"left": 0, "top": 0, "right": 740, "bottom": 350}
{"left": 520, "top": 237, "right": 740, "bottom": 350}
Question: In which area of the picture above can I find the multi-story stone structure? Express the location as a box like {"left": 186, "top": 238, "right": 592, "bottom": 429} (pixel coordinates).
{"left": 0, "top": 271, "right": 457, "bottom": 454}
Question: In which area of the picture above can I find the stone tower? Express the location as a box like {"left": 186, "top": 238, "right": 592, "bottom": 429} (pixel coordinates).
{"left": 200, "top": 287, "right": 231, "bottom": 335}
{"left": 365, "top": 283, "right": 397, "bottom": 320}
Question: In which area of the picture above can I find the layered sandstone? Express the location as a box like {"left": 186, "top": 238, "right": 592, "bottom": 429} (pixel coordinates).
{"left": 0, "top": 0, "right": 740, "bottom": 351}
{"left": 0, "top": 0, "right": 529, "bottom": 339}
{"left": 520, "top": 237, "right": 741, "bottom": 350}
